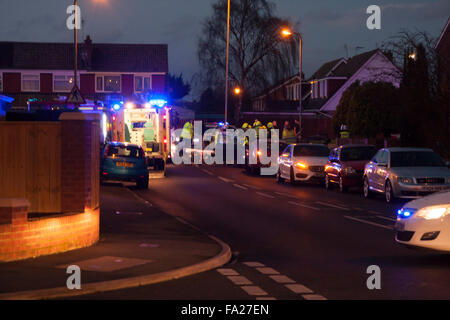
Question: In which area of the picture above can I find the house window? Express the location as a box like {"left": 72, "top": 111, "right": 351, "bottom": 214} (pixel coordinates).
{"left": 135, "top": 76, "right": 143, "bottom": 92}
{"left": 53, "top": 75, "right": 75, "bottom": 92}
{"left": 104, "top": 76, "right": 121, "bottom": 92}
{"left": 96, "top": 76, "right": 103, "bottom": 91}
{"left": 143, "top": 77, "right": 150, "bottom": 92}
{"left": 22, "top": 74, "right": 40, "bottom": 92}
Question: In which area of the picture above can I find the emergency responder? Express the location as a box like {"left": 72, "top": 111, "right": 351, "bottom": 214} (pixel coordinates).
{"left": 181, "top": 121, "right": 193, "bottom": 141}
{"left": 282, "top": 121, "right": 296, "bottom": 144}
{"left": 267, "top": 122, "right": 274, "bottom": 139}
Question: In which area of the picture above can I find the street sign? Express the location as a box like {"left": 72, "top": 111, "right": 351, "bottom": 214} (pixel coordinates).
{"left": 66, "top": 85, "right": 86, "bottom": 105}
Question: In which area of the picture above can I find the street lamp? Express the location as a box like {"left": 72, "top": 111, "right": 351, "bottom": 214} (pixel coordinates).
{"left": 224, "top": 0, "right": 231, "bottom": 124}
{"left": 234, "top": 87, "right": 241, "bottom": 95}
{"left": 281, "top": 27, "right": 303, "bottom": 136}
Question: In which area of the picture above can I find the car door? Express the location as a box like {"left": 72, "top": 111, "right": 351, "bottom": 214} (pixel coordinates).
{"left": 279, "top": 145, "right": 292, "bottom": 177}
{"left": 366, "top": 150, "right": 382, "bottom": 191}
{"left": 376, "top": 150, "right": 389, "bottom": 190}
{"left": 326, "top": 148, "right": 339, "bottom": 182}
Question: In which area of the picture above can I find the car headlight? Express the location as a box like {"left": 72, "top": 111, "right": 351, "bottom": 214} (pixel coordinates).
{"left": 398, "top": 177, "right": 414, "bottom": 184}
{"left": 416, "top": 205, "right": 450, "bottom": 220}
{"left": 343, "top": 167, "right": 356, "bottom": 174}
{"left": 295, "top": 162, "right": 308, "bottom": 170}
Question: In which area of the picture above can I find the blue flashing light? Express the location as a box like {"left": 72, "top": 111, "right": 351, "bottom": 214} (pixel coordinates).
{"left": 149, "top": 99, "right": 167, "bottom": 108}
{"left": 113, "top": 104, "right": 121, "bottom": 111}
{"left": 397, "top": 208, "right": 415, "bottom": 219}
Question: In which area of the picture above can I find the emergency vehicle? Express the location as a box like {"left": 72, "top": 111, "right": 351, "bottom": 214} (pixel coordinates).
{"left": 114, "top": 100, "right": 171, "bottom": 172}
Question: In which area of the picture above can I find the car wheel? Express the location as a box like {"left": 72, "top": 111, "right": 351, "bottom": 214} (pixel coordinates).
{"left": 276, "top": 169, "right": 284, "bottom": 184}
{"left": 289, "top": 167, "right": 296, "bottom": 185}
{"left": 137, "top": 178, "right": 149, "bottom": 189}
{"left": 363, "top": 177, "right": 371, "bottom": 199}
{"left": 385, "top": 180, "right": 395, "bottom": 203}
{"left": 325, "top": 174, "right": 332, "bottom": 190}
{"left": 339, "top": 176, "right": 348, "bottom": 193}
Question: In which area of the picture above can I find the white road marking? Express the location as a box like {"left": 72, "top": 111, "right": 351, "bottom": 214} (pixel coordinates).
{"left": 227, "top": 276, "right": 253, "bottom": 285}
{"left": 202, "top": 169, "right": 214, "bottom": 176}
{"left": 240, "top": 286, "right": 268, "bottom": 296}
{"left": 315, "top": 201, "right": 350, "bottom": 211}
{"left": 376, "top": 215, "right": 397, "bottom": 222}
{"left": 369, "top": 210, "right": 385, "bottom": 215}
{"left": 255, "top": 192, "right": 275, "bottom": 199}
{"left": 302, "top": 294, "right": 328, "bottom": 300}
{"left": 275, "top": 192, "right": 297, "bottom": 199}
{"left": 243, "top": 184, "right": 261, "bottom": 190}
{"left": 217, "top": 268, "right": 239, "bottom": 276}
{"left": 233, "top": 184, "right": 248, "bottom": 190}
{"left": 218, "top": 176, "right": 234, "bottom": 183}
{"left": 344, "top": 216, "right": 393, "bottom": 230}
{"left": 288, "top": 201, "right": 320, "bottom": 211}
{"left": 269, "top": 275, "right": 296, "bottom": 284}
{"left": 285, "top": 284, "right": 313, "bottom": 294}
{"left": 243, "top": 262, "right": 265, "bottom": 267}
{"left": 256, "top": 267, "right": 280, "bottom": 275}
{"left": 256, "top": 297, "right": 277, "bottom": 300}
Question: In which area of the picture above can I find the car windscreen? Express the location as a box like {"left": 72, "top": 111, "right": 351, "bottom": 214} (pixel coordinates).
{"left": 107, "top": 145, "right": 144, "bottom": 158}
{"left": 390, "top": 151, "right": 445, "bottom": 167}
{"left": 293, "top": 145, "right": 329, "bottom": 157}
{"left": 341, "top": 147, "right": 377, "bottom": 161}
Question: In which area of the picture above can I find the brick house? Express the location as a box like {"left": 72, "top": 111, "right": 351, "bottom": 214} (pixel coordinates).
{"left": 0, "top": 36, "right": 168, "bottom": 110}
{"left": 436, "top": 18, "right": 449, "bottom": 100}
{"left": 250, "top": 49, "right": 402, "bottom": 137}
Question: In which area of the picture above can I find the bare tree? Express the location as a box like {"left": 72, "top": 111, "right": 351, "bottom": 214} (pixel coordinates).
{"left": 198, "top": 0, "right": 297, "bottom": 121}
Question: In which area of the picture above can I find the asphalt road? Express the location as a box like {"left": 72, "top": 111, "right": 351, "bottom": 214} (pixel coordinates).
{"left": 85, "top": 164, "right": 450, "bottom": 300}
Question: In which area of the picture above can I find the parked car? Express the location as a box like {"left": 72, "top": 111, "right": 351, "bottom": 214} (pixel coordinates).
{"left": 277, "top": 143, "right": 330, "bottom": 184}
{"left": 101, "top": 142, "right": 149, "bottom": 189}
{"left": 395, "top": 190, "right": 450, "bottom": 252}
{"left": 325, "top": 145, "right": 377, "bottom": 192}
{"left": 245, "top": 140, "right": 288, "bottom": 175}
{"left": 363, "top": 148, "right": 450, "bottom": 203}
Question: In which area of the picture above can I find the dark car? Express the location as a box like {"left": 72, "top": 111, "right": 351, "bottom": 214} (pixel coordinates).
{"left": 101, "top": 142, "right": 149, "bottom": 189}
{"left": 325, "top": 144, "right": 377, "bottom": 192}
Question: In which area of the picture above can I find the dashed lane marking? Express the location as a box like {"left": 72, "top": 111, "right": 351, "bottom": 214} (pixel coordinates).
{"left": 288, "top": 201, "right": 320, "bottom": 211}
{"left": 269, "top": 275, "right": 296, "bottom": 284}
{"left": 275, "top": 192, "right": 297, "bottom": 199}
{"left": 218, "top": 176, "right": 234, "bottom": 183}
{"left": 285, "top": 284, "right": 313, "bottom": 294}
{"left": 240, "top": 286, "right": 268, "bottom": 296}
{"left": 256, "top": 297, "right": 277, "bottom": 300}
{"left": 243, "top": 262, "right": 265, "bottom": 267}
{"left": 255, "top": 192, "right": 275, "bottom": 199}
{"left": 233, "top": 184, "right": 248, "bottom": 190}
{"left": 217, "top": 268, "right": 239, "bottom": 276}
{"left": 256, "top": 267, "right": 280, "bottom": 275}
{"left": 202, "top": 169, "right": 214, "bottom": 176}
{"left": 344, "top": 215, "right": 394, "bottom": 230}
{"left": 242, "top": 184, "right": 261, "bottom": 190}
{"left": 302, "top": 294, "right": 328, "bottom": 300}
{"left": 369, "top": 210, "right": 386, "bottom": 215}
{"left": 315, "top": 201, "right": 350, "bottom": 211}
{"left": 376, "top": 215, "right": 397, "bottom": 222}
{"left": 227, "top": 276, "right": 253, "bottom": 285}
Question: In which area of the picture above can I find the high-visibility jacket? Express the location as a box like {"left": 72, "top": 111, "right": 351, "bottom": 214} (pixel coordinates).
{"left": 283, "top": 128, "right": 296, "bottom": 143}
{"left": 181, "top": 122, "right": 193, "bottom": 139}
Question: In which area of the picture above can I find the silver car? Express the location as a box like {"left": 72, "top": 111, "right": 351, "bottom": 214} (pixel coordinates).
{"left": 363, "top": 148, "right": 450, "bottom": 203}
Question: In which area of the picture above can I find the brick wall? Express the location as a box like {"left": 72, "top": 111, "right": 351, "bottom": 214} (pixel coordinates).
{"left": 0, "top": 199, "right": 99, "bottom": 262}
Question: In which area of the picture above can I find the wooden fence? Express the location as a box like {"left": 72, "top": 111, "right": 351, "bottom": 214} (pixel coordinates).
{"left": 0, "top": 122, "right": 61, "bottom": 213}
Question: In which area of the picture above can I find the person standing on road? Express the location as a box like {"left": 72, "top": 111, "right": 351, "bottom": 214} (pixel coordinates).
{"left": 282, "top": 121, "right": 296, "bottom": 144}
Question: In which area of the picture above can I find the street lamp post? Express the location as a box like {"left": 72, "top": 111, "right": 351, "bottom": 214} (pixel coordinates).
{"left": 281, "top": 28, "right": 303, "bottom": 136}
{"left": 74, "top": 0, "right": 78, "bottom": 89}
{"left": 224, "top": 0, "right": 231, "bottom": 124}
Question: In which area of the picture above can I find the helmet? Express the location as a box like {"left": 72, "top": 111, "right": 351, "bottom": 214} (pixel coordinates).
{"left": 242, "top": 123, "right": 249, "bottom": 129}
{"left": 253, "top": 120, "right": 262, "bottom": 127}
{"left": 267, "top": 122, "right": 274, "bottom": 129}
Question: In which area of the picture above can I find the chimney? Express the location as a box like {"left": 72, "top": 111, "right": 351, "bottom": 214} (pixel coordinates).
{"left": 82, "top": 35, "right": 93, "bottom": 70}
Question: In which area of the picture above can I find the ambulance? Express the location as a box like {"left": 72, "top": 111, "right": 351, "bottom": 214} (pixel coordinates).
{"left": 114, "top": 99, "right": 171, "bottom": 172}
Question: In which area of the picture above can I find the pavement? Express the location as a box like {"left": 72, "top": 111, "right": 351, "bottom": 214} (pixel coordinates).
{"left": 0, "top": 183, "right": 231, "bottom": 300}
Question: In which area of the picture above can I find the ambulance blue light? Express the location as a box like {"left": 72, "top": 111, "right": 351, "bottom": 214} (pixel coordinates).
{"left": 113, "top": 104, "right": 121, "bottom": 111}
{"left": 149, "top": 99, "right": 167, "bottom": 108}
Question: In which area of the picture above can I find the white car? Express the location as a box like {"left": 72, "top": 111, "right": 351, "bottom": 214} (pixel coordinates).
{"left": 395, "top": 190, "right": 450, "bottom": 252}
{"left": 277, "top": 143, "right": 329, "bottom": 183}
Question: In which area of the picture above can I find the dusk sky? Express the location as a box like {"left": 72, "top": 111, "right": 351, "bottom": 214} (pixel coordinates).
{"left": 1, "top": 0, "right": 448, "bottom": 97}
